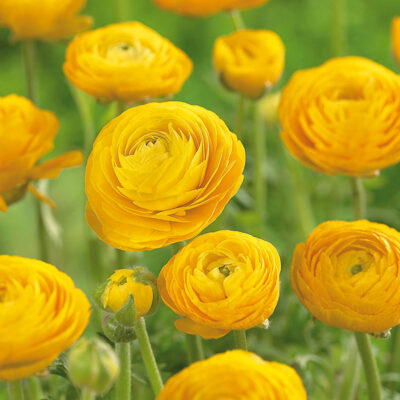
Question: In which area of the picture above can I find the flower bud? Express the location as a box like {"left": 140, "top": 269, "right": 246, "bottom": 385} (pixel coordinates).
{"left": 67, "top": 338, "right": 119, "bottom": 396}
{"left": 258, "top": 92, "right": 281, "bottom": 124}
{"left": 94, "top": 267, "right": 159, "bottom": 326}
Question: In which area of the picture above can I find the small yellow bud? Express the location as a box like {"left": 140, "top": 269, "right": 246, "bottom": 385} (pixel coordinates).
{"left": 96, "top": 268, "right": 158, "bottom": 323}
{"left": 67, "top": 338, "right": 119, "bottom": 395}
{"left": 257, "top": 92, "right": 281, "bottom": 124}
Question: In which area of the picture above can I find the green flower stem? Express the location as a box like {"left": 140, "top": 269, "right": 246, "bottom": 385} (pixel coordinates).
{"left": 284, "top": 152, "right": 315, "bottom": 238}
{"left": 388, "top": 325, "right": 400, "bottom": 391}
{"left": 115, "top": 0, "right": 131, "bottom": 21}
{"left": 229, "top": 9, "right": 245, "bottom": 31}
{"left": 69, "top": 84, "right": 96, "bottom": 157}
{"left": 26, "top": 377, "right": 42, "bottom": 400}
{"left": 115, "top": 342, "right": 131, "bottom": 400}
{"left": 233, "top": 330, "right": 248, "bottom": 351}
{"left": 235, "top": 95, "right": 246, "bottom": 138}
{"left": 8, "top": 381, "right": 24, "bottom": 400}
{"left": 21, "top": 40, "right": 50, "bottom": 262}
{"left": 332, "top": 0, "right": 346, "bottom": 56}
{"left": 351, "top": 177, "right": 366, "bottom": 220}
{"left": 21, "top": 41, "right": 38, "bottom": 103}
{"left": 81, "top": 388, "right": 96, "bottom": 400}
{"left": 354, "top": 332, "right": 382, "bottom": 400}
{"left": 338, "top": 337, "right": 361, "bottom": 400}
{"left": 253, "top": 102, "right": 267, "bottom": 235}
{"left": 185, "top": 334, "right": 205, "bottom": 364}
{"left": 135, "top": 317, "right": 163, "bottom": 396}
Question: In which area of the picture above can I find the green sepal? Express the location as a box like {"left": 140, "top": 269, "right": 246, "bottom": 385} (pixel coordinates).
{"left": 115, "top": 294, "right": 136, "bottom": 327}
{"left": 92, "top": 280, "right": 109, "bottom": 311}
{"left": 103, "top": 314, "right": 136, "bottom": 343}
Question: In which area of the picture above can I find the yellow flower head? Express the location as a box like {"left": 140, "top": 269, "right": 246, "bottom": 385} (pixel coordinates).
{"left": 156, "top": 350, "right": 307, "bottom": 399}
{"left": 0, "top": 95, "right": 83, "bottom": 212}
{"left": 152, "top": 0, "right": 269, "bottom": 17}
{"left": 64, "top": 22, "right": 193, "bottom": 104}
{"left": 0, "top": 0, "right": 92, "bottom": 40}
{"left": 101, "top": 269, "right": 154, "bottom": 318}
{"left": 158, "top": 230, "right": 280, "bottom": 339}
{"left": 279, "top": 57, "right": 400, "bottom": 177}
{"left": 85, "top": 102, "right": 245, "bottom": 251}
{"left": 214, "top": 29, "right": 285, "bottom": 98}
{"left": 291, "top": 220, "right": 400, "bottom": 333}
{"left": 392, "top": 17, "right": 400, "bottom": 65}
{"left": 0, "top": 256, "right": 91, "bottom": 381}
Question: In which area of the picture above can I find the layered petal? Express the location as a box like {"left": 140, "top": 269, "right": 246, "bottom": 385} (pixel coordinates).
{"left": 0, "top": 256, "right": 91, "bottom": 381}
{"left": 158, "top": 230, "right": 280, "bottom": 338}
{"left": 0, "top": 95, "right": 83, "bottom": 211}
{"left": 291, "top": 220, "right": 400, "bottom": 333}
{"left": 85, "top": 102, "right": 245, "bottom": 251}
{"left": 0, "top": 0, "right": 91, "bottom": 40}
{"left": 64, "top": 22, "right": 193, "bottom": 104}
{"left": 279, "top": 57, "right": 400, "bottom": 177}
{"left": 153, "top": 0, "right": 269, "bottom": 17}
{"left": 214, "top": 29, "right": 285, "bottom": 98}
{"left": 157, "top": 350, "right": 307, "bottom": 400}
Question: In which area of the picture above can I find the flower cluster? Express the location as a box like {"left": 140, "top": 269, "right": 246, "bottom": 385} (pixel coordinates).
{"left": 291, "top": 220, "right": 400, "bottom": 333}
{"left": 279, "top": 57, "right": 400, "bottom": 177}
{"left": 0, "top": 94, "right": 83, "bottom": 212}
{"left": 64, "top": 22, "right": 193, "bottom": 104}
{"left": 157, "top": 350, "right": 307, "bottom": 399}
{"left": 85, "top": 101, "right": 245, "bottom": 251}
{"left": 158, "top": 230, "right": 281, "bottom": 338}
{"left": 0, "top": 256, "right": 90, "bottom": 381}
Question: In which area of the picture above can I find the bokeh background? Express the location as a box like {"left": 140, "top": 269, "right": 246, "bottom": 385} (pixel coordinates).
{"left": 1, "top": 0, "right": 400, "bottom": 398}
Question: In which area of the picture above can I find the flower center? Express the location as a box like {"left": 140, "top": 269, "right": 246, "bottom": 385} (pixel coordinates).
{"left": 218, "top": 265, "right": 231, "bottom": 277}
{"left": 107, "top": 41, "right": 155, "bottom": 63}
{"left": 350, "top": 264, "right": 363, "bottom": 275}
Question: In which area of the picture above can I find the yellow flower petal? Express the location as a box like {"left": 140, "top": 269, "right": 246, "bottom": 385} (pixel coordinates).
{"left": 28, "top": 184, "right": 56, "bottom": 209}
{"left": 29, "top": 150, "right": 83, "bottom": 180}
{"left": 174, "top": 318, "right": 229, "bottom": 339}
{"left": 157, "top": 350, "right": 307, "bottom": 399}
{"left": 158, "top": 230, "right": 280, "bottom": 337}
{"left": 291, "top": 220, "right": 400, "bottom": 333}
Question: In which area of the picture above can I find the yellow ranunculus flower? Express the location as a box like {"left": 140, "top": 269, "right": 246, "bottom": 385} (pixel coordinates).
{"left": 0, "top": 95, "right": 83, "bottom": 212}
{"left": 85, "top": 102, "right": 245, "bottom": 251}
{"left": 158, "top": 230, "right": 280, "bottom": 339}
{"left": 0, "top": 255, "right": 91, "bottom": 381}
{"left": 291, "top": 220, "right": 400, "bottom": 333}
{"left": 392, "top": 17, "right": 400, "bottom": 65}
{"left": 157, "top": 350, "right": 307, "bottom": 399}
{"left": 279, "top": 57, "right": 400, "bottom": 177}
{"left": 152, "top": 0, "right": 269, "bottom": 17}
{"left": 0, "top": 0, "right": 91, "bottom": 40}
{"left": 214, "top": 29, "right": 285, "bottom": 98}
{"left": 64, "top": 22, "right": 193, "bottom": 105}
{"left": 101, "top": 269, "right": 154, "bottom": 318}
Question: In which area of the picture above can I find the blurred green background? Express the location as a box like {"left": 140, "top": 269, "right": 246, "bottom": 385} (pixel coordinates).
{"left": 1, "top": 0, "right": 400, "bottom": 398}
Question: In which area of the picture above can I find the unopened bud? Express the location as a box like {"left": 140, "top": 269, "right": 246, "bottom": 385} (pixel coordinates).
{"left": 67, "top": 338, "right": 119, "bottom": 395}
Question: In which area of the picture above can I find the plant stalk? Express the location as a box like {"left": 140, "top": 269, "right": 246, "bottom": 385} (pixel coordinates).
{"left": 233, "top": 330, "right": 248, "bottom": 350}
{"left": 8, "top": 381, "right": 24, "bottom": 400}
{"left": 115, "top": 342, "right": 131, "bottom": 400}
{"left": 185, "top": 334, "right": 205, "bottom": 364}
{"left": 229, "top": 9, "right": 245, "bottom": 31}
{"left": 81, "top": 387, "right": 96, "bottom": 400}
{"left": 135, "top": 317, "right": 163, "bottom": 396}
{"left": 354, "top": 332, "right": 382, "bottom": 400}
{"left": 351, "top": 177, "right": 366, "bottom": 220}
